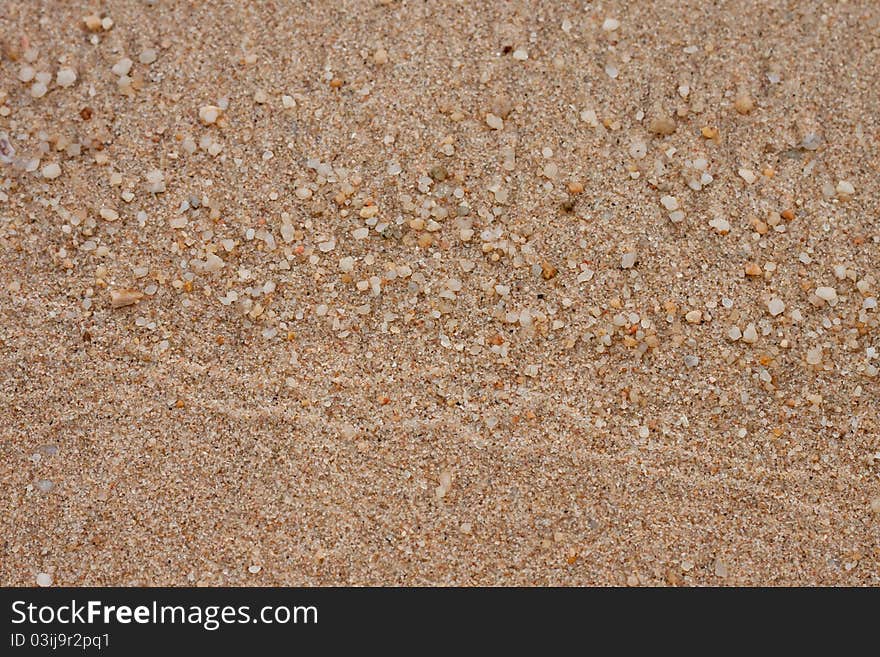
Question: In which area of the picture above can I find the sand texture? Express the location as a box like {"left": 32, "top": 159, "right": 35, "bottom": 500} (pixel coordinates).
{"left": 1, "top": 1, "right": 879, "bottom": 586}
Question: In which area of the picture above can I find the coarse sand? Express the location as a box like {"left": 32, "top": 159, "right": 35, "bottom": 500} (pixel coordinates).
{"left": 1, "top": 1, "right": 879, "bottom": 586}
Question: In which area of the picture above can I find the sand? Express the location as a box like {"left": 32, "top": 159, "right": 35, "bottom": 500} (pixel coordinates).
{"left": 1, "top": 0, "right": 878, "bottom": 586}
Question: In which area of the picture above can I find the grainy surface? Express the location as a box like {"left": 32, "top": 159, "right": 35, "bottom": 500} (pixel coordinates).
{"left": 1, "top": 0, "right": 879, "bottom": 586}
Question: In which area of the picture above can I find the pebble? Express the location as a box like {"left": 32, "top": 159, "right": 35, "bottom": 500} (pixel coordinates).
{"left": 111, "top": 57, "right": 133, "bottom": 77}
{"left": 648, "top": 116, "right": 676, "bottom": 135}
{"left": 685, "top": 310, "right": 702, "bottom": 324}
{"left": 30, "top": 81, "right": 48, "bottom": 98}
{"left": 805, "top": 346, "right": 823, "bottom": 365}
{"left": 99, "top": 207, "right": 119, "bottom": 222}
{"left": 0, "top": 132, "right": 15, "bottom": 163}
{"left": 620, "top": 252, "right": 637, "bottom": 269}
{"left": 56, "top": 67, "right": 77, "bottom": 87}
{"left": 512, "top": 48, "right": 528, "bottom": 61}
{"left": 628, "top": 139, "right": 647, "bottom": 159}
{"left": 835, "top": 180, "right": 855, "bottom": 197}
{"left": 738, "top": 168, "right": 757, "bottom": 184}
{"left": 203, "top": 253, "right": 224, "bottom": 273}
{"left": 36, "top": 573, "right": 53, "bottom": 587}
{"left": 145, "top": 169, "right": 166, "bottom": 193}
{"left": 41, "top": 162, "right": 61, "bottom": 179}
{"left": 815, "top": 286, "right": 837, "bottom": 303}
{"left": 742, "top": 323, "right": 758, "bottom": 344}
{"left": 708, "top": 217, "right": 730, "bottom": 234}
{"left": 199, "top": 105, "right": 222, "bottom": 125}
{"left": 139, "top": 49, "right": 158, "bottom": 65}
{"left": 485, "top": 113, "right": 504, "bottom": 130}
{"left": 602, "top": 18, "right": 620, "bottom": 31}
{"left": 110, "top": 289, "right": 144, "bottom": 308}
{"left": 767, "top": 298, "right": 785, "bottom": 316}
{"left": 248, "top": 565, "right": 262, "bottom": 574}
{"left": 728, "top": 326, "right": 742, "bottom": 341}
{"left": 684, "top": 355, "right": 700, "bottom": 368}
{"left": 734, "top": 94, "right": 755, "bottom": 114}
{"left": 660, "top": 195, "right": 679, "bottom": 211}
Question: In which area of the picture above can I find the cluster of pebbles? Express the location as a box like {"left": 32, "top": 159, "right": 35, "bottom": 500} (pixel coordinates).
{"left": 1, "top": 1, "right": 878, "bottom": 586}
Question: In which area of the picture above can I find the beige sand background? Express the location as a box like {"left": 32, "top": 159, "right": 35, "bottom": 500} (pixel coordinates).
{"left": 1, "top": 1, "right": 878, "bottom": 586}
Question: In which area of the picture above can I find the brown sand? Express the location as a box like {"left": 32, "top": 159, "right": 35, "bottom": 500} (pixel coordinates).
{"left": 1, "top": 1, "right": 879, "bottom": 586}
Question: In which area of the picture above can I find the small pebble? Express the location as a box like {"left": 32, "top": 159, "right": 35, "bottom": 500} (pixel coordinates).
{"left": 56, "top": 67, "right": 77, "bottom": 87}
{"left": 111, "top": 57, "right": 133, "bottom": 77}
{"left": 139, "top": 49, "right": 158, "bottom": 64}
{"left": 660, "top": 195, "right": 679, "bottom": 211}
{"left": 110, "top": 289, "right": 144, "bottom": 308}
{"left": 734, "top": 94, "right": 755, "bottom": 114}
{"left": 41, "top": 162, "right": 61, "bottom": 179}
{"left": 485, "top": 113, "right": 504, "bottom": 130}
{"left": 199, "top": 105, "right": 222, "bottom": 125}
{"left": 602, "top": 18, "right": 620, "bottom": 31}
{"left": 742, "top": 323, "right": 758, "bottom": 344}
{"left": 36, "top": 573, "right": 53, "bottom": 587}
{"left": 767, "top": 298, "right": 785, "bottom": 316}
{"left": 738, "top": 168, "right": 757, "bottom": 184}
{"left": 835, "top": 180, "right": 855, "bottom": 197}
{"left": 815, "top": 286, "right": 837, "bottom": 303}
{"left": 648, "top": 116, "right": 676, "bottom": 135}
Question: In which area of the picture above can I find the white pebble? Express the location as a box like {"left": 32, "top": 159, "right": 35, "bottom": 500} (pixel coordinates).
{"left": 139, "top": 49, "right": 158, "bottom": 64}
{"left": 628, "top": 139, "right": 647, "bottom": 159}
{"left": 145, "top": 169, "right": 166, "bottom": 193}
{"left": 767, "top": 298, "right": 785, "bottom": 316}
{"left": 512, "top": 48, "right": 528, "bottom": 61}
{"left": 485, "top": 113, "right": 504, "bottom": 130}
{"left": 602, "top": 18, "right": 620, "bottom": 31}
{"left": 36, "top": 572, "right": 53, "bottom": 587}
{"left": 18, "top": 65, "right": 35, "bottom": 82}
{"left": 805, "top": 346, "right": 823, "bottom": 365}
{"left": 815, "top": 286, "right": 837, "bottom": 303}
{"left": 41, "top": 162, "right": 61, "bottom": 179}
{"left": 738, "top": 168, "right": 757, "bottom": 184}
{"left": 203, "top": 253, "right": 224, "bottom": 273}
{"left": 660, "top": 195, "right": 679, "bottom": 211}
{"left": 742, "top": 323, "right": 758, "bottom": 344}
{"left": 56, "top": 67, "right": 77, "bottom": 87}
{"left": 708, "top": 217, "right": 730, "bottom": 234}
{"left": 111, "top": 57, "right": 133, "bottom": 77}
{"left": 620, "top": 252, "right": 637, "bottom": 269}
{"left": 835, "top": 180, "right": 855, "bottom": 196}
{"left": 199, "top": 105, "right": 221, "bottom": 125}
{"left": 30, "top": 81, "right": 48, "bottom": 98}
